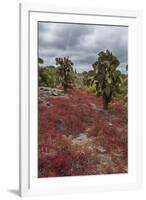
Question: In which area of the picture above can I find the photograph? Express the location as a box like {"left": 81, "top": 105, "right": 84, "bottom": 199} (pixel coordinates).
{"left": 38, "top": 21, "right": 128, "bottom": 178}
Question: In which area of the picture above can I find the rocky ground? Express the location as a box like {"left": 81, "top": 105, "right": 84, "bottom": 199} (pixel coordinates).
{"left": 39, "top": 87, "right": 65, "bottom": 97}
{"left": 38, "top": 87, "right": 128, "bottom": 177}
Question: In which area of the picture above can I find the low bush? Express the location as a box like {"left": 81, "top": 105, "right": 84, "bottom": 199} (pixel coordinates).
{"left": 85, "top": 84, "right": 96, "bottom": 93}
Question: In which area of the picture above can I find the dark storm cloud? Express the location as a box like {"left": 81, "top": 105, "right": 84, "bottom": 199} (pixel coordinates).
{"left": 38, "top": 22, "right": 128, "bottom": 72}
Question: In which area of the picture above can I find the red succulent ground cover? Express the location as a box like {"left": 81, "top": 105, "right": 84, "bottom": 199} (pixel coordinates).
{"left": 38, "top": 88, "right": 128, "bottom": 177}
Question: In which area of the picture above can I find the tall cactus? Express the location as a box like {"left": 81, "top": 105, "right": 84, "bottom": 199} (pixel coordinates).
{"left": 92, "top": 50, "right": 121, "bottom": 110}
{"left": 56, "top": 57, "right": 74, "bottom": 93}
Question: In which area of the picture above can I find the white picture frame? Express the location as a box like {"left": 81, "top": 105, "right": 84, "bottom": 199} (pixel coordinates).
{"left": 19, "top": 3, "right": 143, "bottom": 197}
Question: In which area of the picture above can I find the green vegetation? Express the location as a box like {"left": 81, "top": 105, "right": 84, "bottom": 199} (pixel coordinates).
{"left": 114, "top": 68, "right": 128, "bottom": 108}
{"left": 38, "top": 66, "right": 60, "bottom": 87}
{"left": 38, "top": 57, "right": 44, "bottom": 64}
{"left": 85, "top": 84, "right": 96, "bottom": 93}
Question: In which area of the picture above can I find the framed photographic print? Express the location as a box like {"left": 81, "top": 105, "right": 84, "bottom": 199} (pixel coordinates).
{"left": 19, "top": 3, "right": 143, "bottom": 197}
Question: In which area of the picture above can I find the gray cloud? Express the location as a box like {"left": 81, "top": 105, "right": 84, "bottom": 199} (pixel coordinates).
{"left": 38, "top": 22, "right": 128, "bottom": 73}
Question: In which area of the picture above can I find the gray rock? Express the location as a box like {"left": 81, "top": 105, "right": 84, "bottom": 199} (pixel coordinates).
{"left": 39, "top": 87, "right": 65, "bottom": 97}
{"left": 90, "top": 103, "right": 97, "bottom": 110}
{"left": 72, "top": 133, "right": 88, "bottom": 145}
{"left": 97, "top": 146, "right": 106, "bottom": 153}
{"left": 52, "top": 91, "right": 58, "bottom": 96}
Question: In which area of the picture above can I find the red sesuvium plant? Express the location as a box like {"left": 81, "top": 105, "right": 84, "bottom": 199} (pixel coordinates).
{"left": 38, "top": 88, "right": 128, "bottom": 177}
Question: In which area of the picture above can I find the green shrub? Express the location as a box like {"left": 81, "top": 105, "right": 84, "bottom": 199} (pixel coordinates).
{"left": 85, "top": 84, "right": 96, "bottom": 93}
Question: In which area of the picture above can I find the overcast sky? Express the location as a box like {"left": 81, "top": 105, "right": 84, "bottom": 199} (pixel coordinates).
{"left": 38, "top": 22, "right": 128, "bottom": 73}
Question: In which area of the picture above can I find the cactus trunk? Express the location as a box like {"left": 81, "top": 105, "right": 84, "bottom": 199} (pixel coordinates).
{"left": 102, "top": 95, "right": 109, "bottom": 110}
